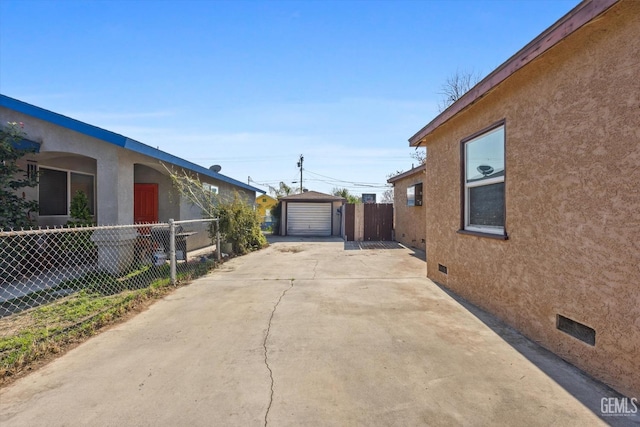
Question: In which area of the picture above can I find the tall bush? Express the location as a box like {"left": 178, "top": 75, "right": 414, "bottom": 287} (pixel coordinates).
{"left": 165, "top": 165, "right": 267, "bottom": 254}
{"left": 271, "top": 200, "right": 281, "bottom": 235}
{"left": 214, "top": 192, "right": 267, "bottom": 255}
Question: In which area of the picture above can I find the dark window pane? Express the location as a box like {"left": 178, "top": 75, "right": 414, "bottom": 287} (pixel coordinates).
{"left": 415, "top": 183, "right": 423, "bottom": 206}
{"left": 39, "top": 169, "right": 67, "bottom": 215}
{"left": 469, "top": 182, "right": 504, "bottom": 227}
{"left": 70, "top": 173, "right": 94, "bottom": 215}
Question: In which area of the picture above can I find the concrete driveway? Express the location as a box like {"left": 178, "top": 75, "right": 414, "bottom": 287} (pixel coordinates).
{"left": 0, "top": 237, "right": 635, "bottom": 426}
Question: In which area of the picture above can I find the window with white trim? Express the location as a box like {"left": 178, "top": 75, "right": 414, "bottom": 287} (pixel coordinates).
{"left": 463, "top": 123, "right": 505, "bottom": 235}
{"left": 39, "top": 167, "right": 95, "bottom": 216}
{"left": 203, "top": 182, "right": 218, "bottom": 203}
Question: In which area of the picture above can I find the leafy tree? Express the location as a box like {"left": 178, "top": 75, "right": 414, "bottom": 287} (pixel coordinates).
{"left": 270, "top": 200, "right": 282, "bottom": 235}
{"left": 0, "top": 122, "right": 38, "bottom": 229}
{"left": 332, "top": 187, "right": 361, "bottom": 204}
{"left": 270, "top": 181, "right": 298, "bottom": 198}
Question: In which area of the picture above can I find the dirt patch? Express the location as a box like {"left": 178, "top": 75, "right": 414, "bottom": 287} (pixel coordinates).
{"left": 276, "top": 246, "right": 304, "bottom": 254}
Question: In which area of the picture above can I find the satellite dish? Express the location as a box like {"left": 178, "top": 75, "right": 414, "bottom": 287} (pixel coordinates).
{"left": 209, "top": 165, "right": 222, "bottom": 173}
{"left": 477, "top": 165, "right": 494, "bottom": 176}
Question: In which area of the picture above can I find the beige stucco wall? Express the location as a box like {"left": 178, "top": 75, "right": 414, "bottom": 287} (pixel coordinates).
{"left": 391, "top": 170, "right": 426, "bottom": 251}
{"left": 421, "top": 1, "right": 639, "bottom": 397}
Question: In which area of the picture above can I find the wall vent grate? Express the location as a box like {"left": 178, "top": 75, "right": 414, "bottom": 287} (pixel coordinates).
{"left": 438, "top": 264, "right": 447, "bottom": 274}
{"left": 557, "top": 314, "right": 595, "bottom": 346}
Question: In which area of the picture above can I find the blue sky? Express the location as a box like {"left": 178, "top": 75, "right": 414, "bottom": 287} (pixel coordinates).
{"left": 0, "top": 0, "right": 579, "bottom": 198}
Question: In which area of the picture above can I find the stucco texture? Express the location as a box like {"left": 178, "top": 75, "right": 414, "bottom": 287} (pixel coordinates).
{"left": 0, "top": 107, "right": 256, "bottom": 233}
{"left": 391, "top": 169, "right": 426, "bottom": 251}
{"left": 421, "top": 1, "right": 639, "bottom": 397}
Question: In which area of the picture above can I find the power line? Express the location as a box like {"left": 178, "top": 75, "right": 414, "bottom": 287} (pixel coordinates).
{"left": 303, "top": 169, "right": 390, "bottom": 187}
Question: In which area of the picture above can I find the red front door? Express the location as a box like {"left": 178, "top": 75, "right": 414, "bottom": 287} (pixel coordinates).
{"left": 134, "top": 183, "right": 159, "bottom": 224}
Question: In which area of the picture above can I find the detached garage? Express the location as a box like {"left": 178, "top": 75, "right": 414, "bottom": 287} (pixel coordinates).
{"left": 279, "top": 191, "right": 346, "bottom": 237}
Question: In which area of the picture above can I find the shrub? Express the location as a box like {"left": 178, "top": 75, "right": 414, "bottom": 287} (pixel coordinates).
{"left": 67, "top": 190, "right": 94, "bottom": 227}
{"left": 212, "top": 192, "right": 267, "bottom": 255}
{"left": 270, "top": 200, "right": 281, "bottom": 235}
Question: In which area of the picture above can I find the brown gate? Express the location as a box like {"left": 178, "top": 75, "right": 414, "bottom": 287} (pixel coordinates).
{"left": 345, "top": 204, "right": 355, "bottom": 241}
{"left": 364, "top": 203, "right": 393, "bottom": 241}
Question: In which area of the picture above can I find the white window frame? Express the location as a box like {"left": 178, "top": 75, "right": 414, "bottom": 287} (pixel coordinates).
{"left": 38, "top": 166, "right": 95, "bottom": 217}
{"left": 203, "top": 183, "right": 218, "bottom": 203}
{"left": 462, "top": 122, "right": 505, "bottom": 236}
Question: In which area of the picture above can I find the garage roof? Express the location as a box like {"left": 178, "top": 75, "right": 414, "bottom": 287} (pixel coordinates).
{"left": 387, "top": 164, "right": 426, "bottom": 184}
{"left": 280, "top": 191, "right": 345, "bottom": 202}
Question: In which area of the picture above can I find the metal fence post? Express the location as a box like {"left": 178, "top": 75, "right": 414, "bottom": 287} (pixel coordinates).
{"left": 216, "top": 219, "right": 221, "bottom": 262}
{"left": 169, "top": 218, "right": 176, "bottom": 285}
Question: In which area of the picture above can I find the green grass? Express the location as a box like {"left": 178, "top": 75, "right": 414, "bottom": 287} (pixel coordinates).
{"left": 0, "top": 257, "right": 218, "bottom": 384}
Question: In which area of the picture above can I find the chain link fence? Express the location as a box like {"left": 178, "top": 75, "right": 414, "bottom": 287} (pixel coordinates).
{"left": 0, "top": 219, "right": 219, "bottom": 320}
{"left": 0, "top": 219, "right": 225, "bottom": 380}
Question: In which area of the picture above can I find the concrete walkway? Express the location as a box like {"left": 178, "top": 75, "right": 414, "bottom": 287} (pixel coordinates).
{"left": 0, "top": 237, "right": 636, "bottom": 426}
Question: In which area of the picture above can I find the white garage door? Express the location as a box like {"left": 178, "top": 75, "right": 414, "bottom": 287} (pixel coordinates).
{"left": 287, "top": 203, "right": 332, "bottom": 236}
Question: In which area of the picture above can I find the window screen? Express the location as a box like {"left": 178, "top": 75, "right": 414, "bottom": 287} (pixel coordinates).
{"left": 39, "top": 168, "right": 68, "bottom": 215}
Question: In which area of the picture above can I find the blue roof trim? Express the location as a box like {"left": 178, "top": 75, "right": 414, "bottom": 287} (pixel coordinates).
{"left": 0, "top": 94, "right": 264, "bottom": 194}
{"left": 1, "top": 95, "right": 127, "bottom": 147}
{"left": 123, "top": 138, "right": 263, "bottom": 192}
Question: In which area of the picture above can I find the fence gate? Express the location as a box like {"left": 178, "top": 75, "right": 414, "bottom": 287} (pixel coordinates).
{"left": 345, "top": 204, "right": 355, "bottom": 241}
{"left": 364, "top": 203, "right": 393, "bottom": 241}
{"left": 344, "top": 203, "right": 393, "bottom": 241}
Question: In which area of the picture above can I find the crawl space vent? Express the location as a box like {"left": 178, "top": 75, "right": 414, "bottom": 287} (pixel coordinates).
{"left": 557, "top": 314, "right": 595, "bottom": 346}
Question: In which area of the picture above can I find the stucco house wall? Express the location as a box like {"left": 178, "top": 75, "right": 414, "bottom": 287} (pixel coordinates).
{"left": 411, "top": 0, "right": 639, "bottom": 397}
{"left": 1, "top": 96, "right": 263, "bottom": 253}
{"left": 388, "top": 165, "right": 426, "bottom": 251}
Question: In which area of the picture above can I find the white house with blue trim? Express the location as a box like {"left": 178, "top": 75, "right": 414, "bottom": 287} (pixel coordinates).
{"left": 0, "top": 94, "right": 264, "bottom": 250}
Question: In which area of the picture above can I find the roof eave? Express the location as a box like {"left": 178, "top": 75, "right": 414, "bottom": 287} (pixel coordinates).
{"left": 0, "top": 94, "right": 265, "bottom": 194}
{"left": 387, "top": 164, "right": 426, "bottom": 184}
{"left": 408, "top": 0, "right": 619, "bottom": 147}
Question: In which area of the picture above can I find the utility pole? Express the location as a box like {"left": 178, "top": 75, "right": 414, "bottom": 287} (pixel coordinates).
{"left": 297, "top": 154, "right": 304, "bottom": 193}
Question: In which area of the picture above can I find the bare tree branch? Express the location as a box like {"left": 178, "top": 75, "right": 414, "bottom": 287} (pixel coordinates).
{"left": 438, "top": 69, "right": 481, "bottom": 112}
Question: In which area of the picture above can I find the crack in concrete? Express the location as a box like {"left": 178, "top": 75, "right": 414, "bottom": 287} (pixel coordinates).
{"left": 263, "top": 279, "right": 294, "bottom": 427}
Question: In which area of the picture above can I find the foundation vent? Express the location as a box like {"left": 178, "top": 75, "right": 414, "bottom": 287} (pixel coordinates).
{"left": 438, "top": 264, "right": 447, "bottom": 274}
{"left": 557, "top": 314, "right": 595, "bottom": 346}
